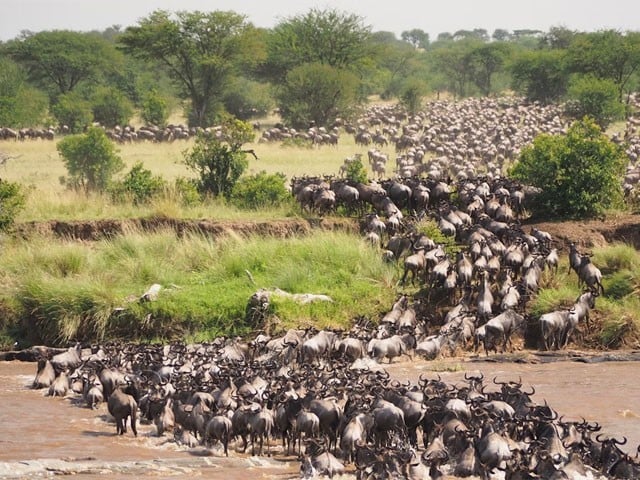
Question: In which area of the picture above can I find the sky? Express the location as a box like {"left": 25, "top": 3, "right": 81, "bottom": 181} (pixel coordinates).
{"left": 1, "top": 0, "right": 639, "bottom": 41}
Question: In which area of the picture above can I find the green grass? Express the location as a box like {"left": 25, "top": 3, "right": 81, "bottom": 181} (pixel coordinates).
{"left": 0, "top": 228, "right": 397, "bottom": 347}
{"left": 529, "top": 247, "right": 640, "bottom": 348}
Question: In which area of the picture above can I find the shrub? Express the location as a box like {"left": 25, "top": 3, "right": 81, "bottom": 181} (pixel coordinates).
{"left": 343, "top": 157, "right": 368, "bottom": 185}
{"left": 0, "top": 180, "right": 26, "bottom": 232}
{"left": 110, "top": 162, "right": 167, "bottom": 205}
{"left": 398, "top": 78, "right": 428, "bottom": 115}
{"left": 564, "top": 75, "right": 625, "bottom": 129}
{"left": 509, "top": 117, "right": 627, "bottom": 218}
{"left": 173, "top": 178, "right": 202, "bottom": 207}
{"left": 52, "top": 91, "right": 92, "bottom": 133}
{"left": 57, "top": 126, "right": 125, "bottom": 193}
{"left": 182, "top": 118, "right": 254, "bottom": 199}
{"left": 231, "top": 171, "right": 290, "bottom": 209}
{"left": 91, "top": 86, "right": 134, "bottom": 128}
{"left": 141, "top": 88, "right": 169, "bottom": 127}
{"left": 223, "top": 78, "right": 274, "bottom": 120}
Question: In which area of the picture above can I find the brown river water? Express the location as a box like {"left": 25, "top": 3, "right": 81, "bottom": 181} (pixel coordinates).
{"left": 1, "top": 357, "right": 639, "bottom": 479}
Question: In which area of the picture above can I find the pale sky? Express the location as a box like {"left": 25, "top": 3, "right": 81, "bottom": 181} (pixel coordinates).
{"left": 1, "top": 0, "right": 639, "bottom": 41}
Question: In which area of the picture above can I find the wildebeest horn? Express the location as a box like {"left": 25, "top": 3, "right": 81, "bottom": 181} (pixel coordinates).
{"left": 612, "top": 436, "right": 628, "bottom": 446}
{"left": 493, "top": 376, "right": 507, "bottom": 386}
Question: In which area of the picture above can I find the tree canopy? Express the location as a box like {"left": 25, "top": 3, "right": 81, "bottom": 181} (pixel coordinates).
{"left": 8, "top": 30, "right": 120, "bottom": 97}
{"left": 265, "top": 8, "right": 371, "bottom": 82}
{"left": 118, "top": 10, "right": 263, "bottom": 127}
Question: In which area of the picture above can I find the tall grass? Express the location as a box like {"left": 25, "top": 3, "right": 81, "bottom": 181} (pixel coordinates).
{"left": 529, "top": 245, "right": 640, "bottom": 348}
{"left": 0, "top": 228, "right": 396, "bottom": 346}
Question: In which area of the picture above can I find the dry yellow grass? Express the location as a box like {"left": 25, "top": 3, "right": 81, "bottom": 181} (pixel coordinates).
{"left": 0, "top": 115, "right": 399, "bottom": 221}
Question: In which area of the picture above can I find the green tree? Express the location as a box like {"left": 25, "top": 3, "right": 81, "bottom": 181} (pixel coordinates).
{"left": 510, "top": 49, "right": 569, "bottom": 103}
{"left": 118, "top": 10, "right": 263, "bottom": 127}
{"left": 265, "top": 8, "right": 371, "bottom": 82}
{"left": 401, "top": 29, "right": 429, "bottom": 49}
{"left": 467, "top": 42, "right": 512, "bottom": 96}
{"left": 509, "top": 118, "right": 627, "bottom": 218}
{"left": 565, "top": 75, "right": 625, "bottom": 128}
{"left": 275, "top": 63, "right": 360, "bottom": 129}
{"left": 8, "top": 30, "right": 120, "bottom": 97}
{"left": 57, "top": 126, "right": 125, "bottom": 193}
{"left": 368, "top": 32, "right": 423, "bottom": 99}
{"left": 223, "top": 78, "right": 274, "bottom": 120}
{"left": 91, "top": 86, "right": 134, "bottom": 128}
{"left": 566, "top": 30, "right": 640, "bottom": 100}
{"left": 183, "top": 118, "right": 254, "bottom": 198}
{"left": 539, "top": 26, "right": 577, "bottom": 49}
{"left": 141, "top": 88, "right": 169, "bottom": 127}
{"left": 431, "top": 40, "right": 478, "bottom": 98}
{"left": 492, "top": 29, "right": 512, "bottom": 42}
{"left": 453, "top": 29, "right": 489, "bottom": 42}
{"left": 0, "top": 57, "right": 48, "bottom": 127}
{"left": 399, "top": 78, "right": 428, "bottom": 114}
{"left": 51, "top": 91, "right": 93, "bottom": 133}
{"left": 0, "top": 179, "right": 26, "bottom": 232}
{"left": 231, "top": 171, "right": 289, "bottom": 209}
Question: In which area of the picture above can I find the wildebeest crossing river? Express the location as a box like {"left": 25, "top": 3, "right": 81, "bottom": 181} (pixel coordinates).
{"left": 1, "top": 355, "right": 639, "bottom": 479}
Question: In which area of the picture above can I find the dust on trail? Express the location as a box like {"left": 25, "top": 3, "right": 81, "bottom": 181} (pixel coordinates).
{"left": 1, "top": 357, "right": 639, "bottom": 479}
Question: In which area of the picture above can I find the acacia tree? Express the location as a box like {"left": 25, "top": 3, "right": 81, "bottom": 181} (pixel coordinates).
{"left": 430, "top": 40, "right": 478, "bottom": 98}
{"left": 8, "top": 30, "right": 120, "bottom": 97}
{"left": 509, "top": 118, "right": 627, "bottom": 218}
{"left": 118, "top": 10, "right": 263, "bottom": 127}
{"left": 265, "top": 8, "right": 370, "bottom": 127}
{"left": 275, "top": 63, "right": 359, "bottom": 128}
{"left": 566, "top": 30, "right": 640, "bottom": 100}
{"left": 510, "top": 49, "right": 569, "bottom": 103}
{"left": 401, "top": 29, "right": 429, "bottom": 49}
{"left": 467, "top": 42, "right": 511, "bottom": 96}
{"left": 265, "top": 8, "right": 371, "bottom": 82}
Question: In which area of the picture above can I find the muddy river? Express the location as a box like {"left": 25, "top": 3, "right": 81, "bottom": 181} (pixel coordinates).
{"left": 0, "top": 357, "right": 639, "bottom": 479}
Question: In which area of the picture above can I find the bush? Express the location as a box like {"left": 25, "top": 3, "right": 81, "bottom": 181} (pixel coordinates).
{"left": 0, "top": 180, "right": 26, "bottom": 232}
{"left": 509, "top": 118, "right": 627, "bottom": 218}
{"left": 91, "top": 86, "right": 134, "bottom": 128}
{"left": 110, "top": 162, "right": 167, "bottom": 205}
{"left": 398, "top": 78, "right": 428, "bottom": 115}
{"left": 52, "top": 92, "right": 92, "bottom": 133}
{"left": 57, "top": 126, "right": 125, "bottom": 193}
{"left": 223, "top": 78, "right": 274, "bottom": 120}
{"left": 343, "top": 157, "right": 368, "bottom": 185}
{"left": 141, "top": 88, "right": 169, "bottom": 127}
{"left": 230, "top": 171, "right": 290, "bottom": 209}
{"left": 564, "top": 75, "right": 625, "bottom": 129}
{"left": 182, "top": 118, "right": 254, "bottom": 199}
{"left": 173, "top": 177, "right": 202, "bottom": 207}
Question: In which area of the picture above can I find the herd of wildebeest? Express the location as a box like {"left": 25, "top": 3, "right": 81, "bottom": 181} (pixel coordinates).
{"left": 15, "top": 95, "right": 640, "bottom": 478}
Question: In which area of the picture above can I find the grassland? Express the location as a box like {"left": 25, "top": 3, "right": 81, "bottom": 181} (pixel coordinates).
{"left": 0, "top": 124, "right": 388, "bottom": 222}
{"left": 0, "top": 117, "right": 639, "bottom": 349}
